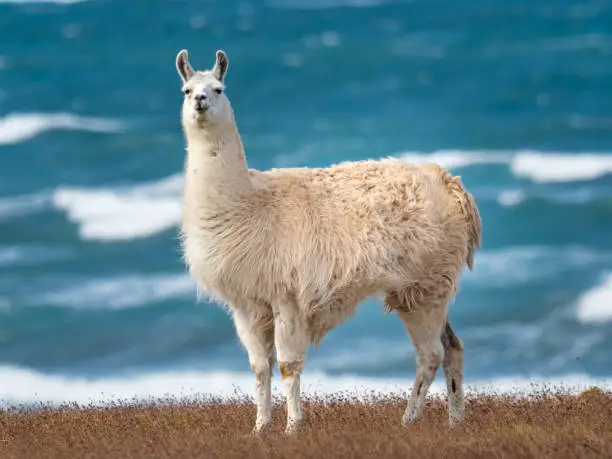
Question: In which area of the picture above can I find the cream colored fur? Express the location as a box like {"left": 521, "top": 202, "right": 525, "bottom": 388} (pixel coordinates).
{"left": 176, "top": 49, "right": 482, "bottom": 434}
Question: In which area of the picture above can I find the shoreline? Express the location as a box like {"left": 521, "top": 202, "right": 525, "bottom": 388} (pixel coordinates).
{"left": 2, "top": 365, "right": 612, "bottom": 407}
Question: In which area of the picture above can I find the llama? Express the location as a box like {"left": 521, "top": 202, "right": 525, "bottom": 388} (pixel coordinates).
{"left": 175, "top": 48, "right": 482, "bottom": 435}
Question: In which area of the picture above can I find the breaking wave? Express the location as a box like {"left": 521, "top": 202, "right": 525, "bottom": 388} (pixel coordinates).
{"left": 398, "top": 149, "right": 612, "bottom": 183}
{"left": 52, "top": 174, "right": 183, "bottom": 241}
{"left": 0, "top": 112, "right": 123, "bottom": 145}
{"left": 576, "top": 273, "right": 612, "bottom": 324}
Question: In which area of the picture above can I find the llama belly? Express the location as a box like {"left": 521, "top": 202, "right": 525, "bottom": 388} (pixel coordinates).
{"left": 302, "top": 283, "right": 377, "bottom": 345}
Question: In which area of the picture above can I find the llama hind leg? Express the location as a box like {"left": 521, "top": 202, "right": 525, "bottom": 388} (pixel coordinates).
{"left": 273, "top": 298, "right": 310, "bottom": 435}
{"left": 396, "top": 304, "right": 446, "bottom": 424}
{"left": 442, "top": 321, "right": 465, "bottom": 425}
{"left": 233, "top": 308, "right": 275, "bottom": 433}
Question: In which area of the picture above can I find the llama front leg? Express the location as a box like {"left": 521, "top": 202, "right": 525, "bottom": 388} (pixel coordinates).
{"left": 273, "top": 299, "right": 310, "bottom": 435}
{"left": 232, "top": 308, "right": 275, "bottom": 433}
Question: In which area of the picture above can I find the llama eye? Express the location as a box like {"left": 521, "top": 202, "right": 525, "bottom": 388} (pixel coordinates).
{"left": 183, "top": 88, "right": 191, "bottom": 96}
{"left": 214, "top": 88, "right": 223, "bottom": 95}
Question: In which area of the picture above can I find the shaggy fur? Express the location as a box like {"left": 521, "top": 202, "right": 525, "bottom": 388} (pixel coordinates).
{"left": 175, "top": 49, "right": 482, "bottom": 434}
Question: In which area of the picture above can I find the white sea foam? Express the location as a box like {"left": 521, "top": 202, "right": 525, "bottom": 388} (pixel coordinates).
{"left": 0, "top": 112, "right": 123, "bottom": 145}
{"left": 397, "top": 149, "right": 612, "bottom": 184}
{"left": 399, "top": 150, "right": 510, "bottom": 170}
{"left": 497, "top": 189, "right": 526, "bottom": 206}
{"left": 34, "top": 273, "right": 196, "bottom": 310}
{"left": 576, "top": 273, "right": 612, "bottom": 324}
{"left": 52, "top": 174, "right": 183, "bottom": 241}
{"left": 0, "top": 365, "right": 609, "bottom": 406}
{"left": 467, "top": 246, "right": 610, "bottom": 286}
{"left": 4, "top": 174, "right": 183, "bottom": 242}
{"left": 511, "top": 152, "right": 612, "bottom": 183}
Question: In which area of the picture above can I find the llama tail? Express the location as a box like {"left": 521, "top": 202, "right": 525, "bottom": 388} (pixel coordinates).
{"left": 428, "top": 165, "right": 482, "bottom": 271}
{"left": 448, "top": 175, "right": 482, "bottom": 271}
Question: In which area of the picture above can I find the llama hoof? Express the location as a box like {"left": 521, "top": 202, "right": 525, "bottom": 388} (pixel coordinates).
{"left": 401, "top": 410, "right": 422, "bottom": 425}
{"left": 284, "top": 420, "right": 302, "bottom": 436}
{"left": 448, "top": 413, "right": 465, "bottom": 428}
{"left": 252, "top": 421, "right": 271, "bottom": 435}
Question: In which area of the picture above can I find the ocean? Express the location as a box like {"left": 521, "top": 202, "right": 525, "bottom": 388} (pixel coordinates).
{"left": 1, "top": 0, "right": 612, "bottom": 405}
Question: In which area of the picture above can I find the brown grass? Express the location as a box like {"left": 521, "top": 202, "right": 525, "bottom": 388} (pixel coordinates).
{"left": 1, "top": 387, "right": 611, "bottom": 459}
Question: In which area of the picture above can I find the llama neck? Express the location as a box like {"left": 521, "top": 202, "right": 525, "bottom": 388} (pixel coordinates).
{"left": 183, "top": 119, "right": 252, "bottom": 200}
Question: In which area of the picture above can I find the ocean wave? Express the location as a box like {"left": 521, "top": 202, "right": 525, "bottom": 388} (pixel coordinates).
{"left": 0, "top": 0, "right": 88, "bottom": 4}
{"left": 0, "top": 191, "right": 49, "bottom": 218}
{"left": 397, "top": 149, "right": 612, "bottom": 184}
{"left": 497, "top": 186, "right": 612, "bottom": 207}
{"left": 497, "top": 189, "right": 526, "bottom": 206}
{"left": 31, "top": 273, "right": 196, "bottom": 310}
{"left": 0, "top": 112, "right": 123, "bottom": 146}
{"left": 399, "top": 150, "right": 511, "bottom": 170}
{"left": 0, "top": 245, "right": 72, "bottom": 267}
{"left": 266, "top": 0, "right": 390, "bottom": 11}
{"left": 576, "top": 273, "right": 612, "bottom": 324}
{"left": 511, "top": 152, "right": 612, "bottom": 183}
{"left": 467, "top": 246, "right": 610, "bottom": 287}
{"left": 52, "top": 174, "right": 183, "bottom": 241}
{"left": 0, "top": 366, "right": 609, "bottom": 406}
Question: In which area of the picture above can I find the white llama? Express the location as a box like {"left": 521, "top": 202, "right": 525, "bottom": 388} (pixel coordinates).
{"left": 176, "top": 48, "right": 482, "bottom": 435}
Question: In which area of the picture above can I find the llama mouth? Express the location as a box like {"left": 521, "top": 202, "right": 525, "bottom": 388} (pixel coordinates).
{"left": 194, "top": 104, "right": 209, "bottom": 113}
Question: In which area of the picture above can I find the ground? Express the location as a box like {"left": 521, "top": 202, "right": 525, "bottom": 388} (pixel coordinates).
{"left": 1, "top": 387, "right": 610, "bottom": 458}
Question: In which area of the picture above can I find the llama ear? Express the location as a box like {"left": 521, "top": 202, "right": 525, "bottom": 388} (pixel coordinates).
{"left": 176, "top": 49, "right": 195, "bottom": 83}
{"left": 212, "top": 50, "right": 228, "bottom": 82}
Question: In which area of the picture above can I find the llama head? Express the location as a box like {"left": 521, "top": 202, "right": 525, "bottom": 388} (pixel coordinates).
{"left": 176, "top": 49, "right": 232, "bottom": 127}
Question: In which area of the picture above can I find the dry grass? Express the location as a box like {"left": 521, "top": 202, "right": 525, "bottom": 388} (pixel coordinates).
{"left": 1, "top": 387, "right": 611, "bottom": 459}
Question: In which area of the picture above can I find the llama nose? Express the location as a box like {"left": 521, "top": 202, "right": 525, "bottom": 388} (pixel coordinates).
{"left": 194, "top": 93, "right": 208, "bottom": 102}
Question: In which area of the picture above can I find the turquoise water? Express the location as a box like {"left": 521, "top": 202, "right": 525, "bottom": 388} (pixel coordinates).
{"left": 1, "top": 0, "right": 612, "bottom": 402}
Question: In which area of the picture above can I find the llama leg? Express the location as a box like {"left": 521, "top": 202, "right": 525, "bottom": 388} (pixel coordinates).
{"left": 273, "top": 299, "right": 310, "bottom": 435}
{"left": 397, "top": 305, "right": 446, "bottom": 424}
{"left": 442, "top": 320, "right": 465, "bottom": 425}
{"left": 233, "top": 308, "right": 275, "bottom": 433}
